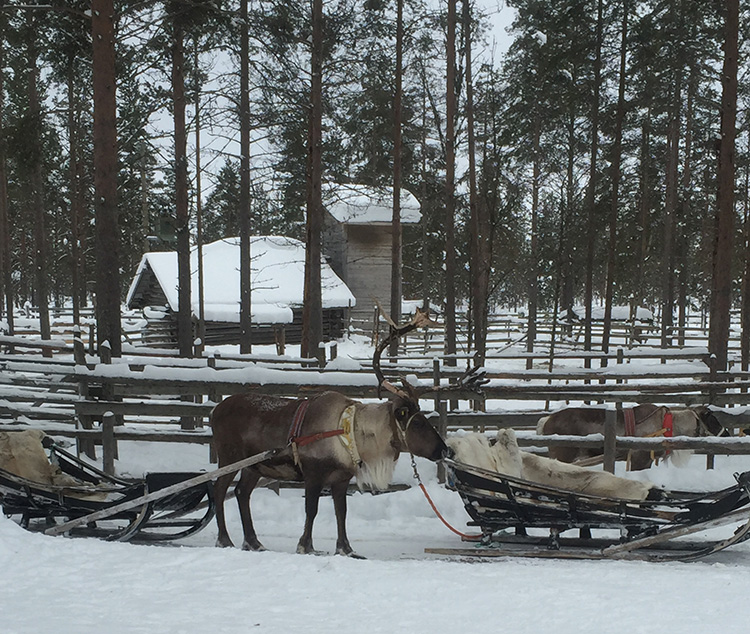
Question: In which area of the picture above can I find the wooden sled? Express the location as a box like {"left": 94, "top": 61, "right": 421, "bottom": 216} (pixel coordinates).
{"left": 0, "top": 438, "right": 219, "bottom": 543}
{"left": 428, "top": 458, "right": 750, "bottom": 562}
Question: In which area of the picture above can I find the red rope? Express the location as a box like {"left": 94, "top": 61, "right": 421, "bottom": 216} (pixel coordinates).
{"left": 417, "top": 482, "right": 482, "bottom": 541}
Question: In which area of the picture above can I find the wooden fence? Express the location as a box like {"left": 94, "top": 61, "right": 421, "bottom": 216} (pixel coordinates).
{"left": 8, "top": 304, "right": 750, "bottom": 365}
{"left": 2, "top": 334, "right": 750, "bottom": 477}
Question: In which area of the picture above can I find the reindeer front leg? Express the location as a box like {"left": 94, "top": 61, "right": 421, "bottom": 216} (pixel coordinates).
{"left": 236, "top": 468, "right": 265, "bottom": 551}
{"left": 297, "top": 481, "right": 323, "bottom": 554}
{"left": 331, "top": 479, "right": 363, "bottom": 558}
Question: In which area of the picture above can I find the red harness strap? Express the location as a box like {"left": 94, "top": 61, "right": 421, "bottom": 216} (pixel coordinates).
{"left": 661, "top": 410, "right": 674, "bottom": 458}
{"left": 623, "top": 408, "right": 636, "bottom": 436}
{"left": 287, "top": 399, "right": 345, "bottom": 447}
{"left": 287, "top": 400, "right": 310, "bottom": 444}
{"left": 662, "top": 411, "right": 674, "bottom": 437}
{"left": 294, "top": 429, "right": 346, "bottom": 447}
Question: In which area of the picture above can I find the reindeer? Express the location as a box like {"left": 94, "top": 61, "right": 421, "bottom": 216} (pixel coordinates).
{"left": 537, "top": 404, "right": 727, "bottom": 470}
{"left": 210, "top": 311, "right": 483, "bottom": 557}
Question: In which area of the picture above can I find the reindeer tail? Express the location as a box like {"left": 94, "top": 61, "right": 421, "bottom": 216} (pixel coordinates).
{"left": 536, "top": 416, "right": 550, "bottom": 435}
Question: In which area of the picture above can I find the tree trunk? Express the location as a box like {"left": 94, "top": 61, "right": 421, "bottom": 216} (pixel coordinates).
{"left": 661, "top": 2, "right": 684, "bottom": 349}
{"left": 0, "top": 21, "right": 12, "bottom": 334}
{"left": 602, "top": 0, "right": 628, "bottom": 356}
{"left": 444, "top": 0, "right": 457, "bottom": 365}
{"left": 389, "top": 0, "right": 403, "bottom": 356}
{"left": 27, "top": 16, "right": 51, "bottom": 345}
{"left": 635, "top": 109, "right": 652, "bottom": 317}
{"left": 194, "top": 41, "right": 205, "bottom": 354}
{"left": 92, "top": 0, "right": 122, "bottom": 356}
{"left": 526, "top": 115, "right": 541, "bottom": 368}
{"left": 239, "top": 0, "right": 252, "bottom": 353}
{"left": 464, "top": 0, "right": 489, "bottom": 365}
{"left": 561, "top": 111, "right": 576, "bottom": 332}
{"left": 708, "top": 0, "right": 739, "bottom": 372}
{"left": 420, "top": 70, "right": 429, "bottom": 314}
{"left": 584, "top": 0, "right": 603, "bottom": 356}
{"left": 67, "top": 65, "right": 83, "bottom": 326}
{"left": 741, "top": 131, "right": 750, "bottom": 370}
{"left": 302, "top": 0, "right": 324, "bottom": 363}
{"left": 172, "top": 14, "right": 192, "bottom": 357}
{"left": 677, "top": 66, "right": 697, "bottom": 347}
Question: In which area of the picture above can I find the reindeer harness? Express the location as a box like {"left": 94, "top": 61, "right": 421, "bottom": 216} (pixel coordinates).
{"left": 623, "top": 406, "right": 675, "bottom": 465}
{"left": 623, "top": 406, "right": 674, "bottom": 438}
{"left": 286, "top": 400, "right": 361, "bottom": 469}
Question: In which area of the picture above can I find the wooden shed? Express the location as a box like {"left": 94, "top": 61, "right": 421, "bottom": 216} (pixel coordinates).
{"left": 126, "top": 236, "right": 355, "bottom": 347}
{"left": 321, "top": 184, "right": 421, "bottom": 325}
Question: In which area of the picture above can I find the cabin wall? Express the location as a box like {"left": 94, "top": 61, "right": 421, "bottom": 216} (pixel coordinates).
{"left": 345, "top": 224, "right": 392, "bottom": 322}
{"left": 127, "top": 263, "right": 170, "bottom": 309}
{"left": 136, "top": 308, "right": 346, "bottom": 348}
{"left": 322, "top": 212, "right": 348, "bottom": 281}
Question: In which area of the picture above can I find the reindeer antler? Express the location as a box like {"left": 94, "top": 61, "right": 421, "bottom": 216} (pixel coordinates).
{"left": 372, "top": 306, "right": 488, "bottom": 401}
{"left": 373, "top": 305, "right": 437, "bottom": 396}
{"left": 443, "top": 365, "right": 490, "bottom": 395}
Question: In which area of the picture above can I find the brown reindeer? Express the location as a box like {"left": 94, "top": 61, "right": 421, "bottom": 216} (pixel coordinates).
{"left": 537, "top": 404, "right": 726, "bottom": 470}
{"left": 210, "top": 311, "right": 478, "bottom": 557}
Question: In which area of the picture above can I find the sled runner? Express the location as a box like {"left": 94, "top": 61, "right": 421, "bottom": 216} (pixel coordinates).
{"left": 0, "top": 431, "right": 217, "bottom": 543}
{"left": 431, "top": 458, "right": 750, "bottom": 562}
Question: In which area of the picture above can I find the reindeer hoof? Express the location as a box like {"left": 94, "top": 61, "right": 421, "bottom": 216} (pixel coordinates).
{"left": 296, "top": 541, "right": 326, "bottom": 555}
{"left": 241, "top": 540, "right": 266, "bottom": 552}
{"left": 335, "top": 543, "right": 365, "bottom": 559}
{"left": 337, "top": 549, "right": 366, "bottom": 559}
{"left": 216, "top": 537, "right": 235, "bottom": 548}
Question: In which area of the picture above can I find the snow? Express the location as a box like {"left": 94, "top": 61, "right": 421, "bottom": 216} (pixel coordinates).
{"left": 126, "top": 236, "right": 355, "bottom": 322}
{"left": 533, "top": 30, "right": 547, "bottom": 45}
{"left": 323, "top": 183, "right": 421, "bottom": 225}
{"left": 4, "top": 333, "right": 750, "bottom": 632}
{"left": 567, "top": 305, "right": 655, "bottom": 322}
{"left": 3, "top": 445, "right": 750, "bottom": 633}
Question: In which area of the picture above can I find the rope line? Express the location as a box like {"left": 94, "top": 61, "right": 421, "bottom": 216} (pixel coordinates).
{"left": 409, "top": 454, "right": 481, "bottom": 541}
{"left": 417, "top": 481, "right": 482, "bottom": 541}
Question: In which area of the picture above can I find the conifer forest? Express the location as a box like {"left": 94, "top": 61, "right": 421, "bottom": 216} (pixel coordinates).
{"left": 0, "top": 0, "right": 746, "bottom": 367}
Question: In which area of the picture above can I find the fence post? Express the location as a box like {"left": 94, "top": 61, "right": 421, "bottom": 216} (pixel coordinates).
{"left": 603, "top": 405, "right": 618, "bottom": 474}
{"left": 73, "top": 328, "right": 86, "bottom": 365}
{"left": 74, "top": 330, "right": 96, "bottom": 459}
{"left": 97, "top": 341, "right": 120, "bottom": 459}
{"left": 274, "top": 326, "right": 286, "bottom": 356}
{"left": 102, "top": 412, "right": 116, "bottom": 476}
{"left": 616, "top": 348, "right": 624, "bottom": 385}
{"left": 207, "top": 353, "right": 219, "bottom": 463}
{"left": 432, "top": 358, "right": 441, "bottom": 413}
{"left": 437, "top": 399, "right": 448, "bottom": 484}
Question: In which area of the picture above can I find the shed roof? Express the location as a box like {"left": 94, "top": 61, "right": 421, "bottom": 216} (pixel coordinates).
{"left": 323, "top": 183, "right": 421, "bottom": 225}
{"left": 126, "top": 236, "right": 355, "bottom": 324}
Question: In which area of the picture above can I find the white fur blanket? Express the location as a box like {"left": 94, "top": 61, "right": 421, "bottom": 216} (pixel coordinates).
{"left": 448, "top": 430, "right": 653, "bottom": 502}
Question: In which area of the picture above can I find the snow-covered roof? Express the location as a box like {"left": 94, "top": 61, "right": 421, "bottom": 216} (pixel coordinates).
{"left": 322, "top": 183, "right": 421, "bottom": 225}
{"left": 566, "top": 306, "right": 655, "bottom": 323}
{"left": 126, "top": 236, "right": 355, "bottom": 324}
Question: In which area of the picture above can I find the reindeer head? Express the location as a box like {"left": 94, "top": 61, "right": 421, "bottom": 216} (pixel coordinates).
{"left": 372, "top": 308, "right": 488, "bottom": 461}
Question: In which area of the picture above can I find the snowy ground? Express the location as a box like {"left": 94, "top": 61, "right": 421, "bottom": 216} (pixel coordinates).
{"left": 4, "top": 335, "right": 750, "bottom": 632}
{"left": 3, "top": 440, "right": 750, "bottom": 634}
